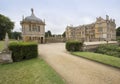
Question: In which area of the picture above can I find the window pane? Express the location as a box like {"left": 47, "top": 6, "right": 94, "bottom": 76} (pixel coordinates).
{"left": 38, "top": 26, "right": 40, "bottom": 32}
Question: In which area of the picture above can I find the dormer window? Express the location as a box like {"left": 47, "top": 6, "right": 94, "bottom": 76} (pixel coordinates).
{"left": 29, "top": 24, "right": 31, "bottom": 31}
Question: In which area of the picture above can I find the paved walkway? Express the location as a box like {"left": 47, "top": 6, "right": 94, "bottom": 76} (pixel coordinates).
{"left": 38, "top": 43, "right": 120, "bottom": 84}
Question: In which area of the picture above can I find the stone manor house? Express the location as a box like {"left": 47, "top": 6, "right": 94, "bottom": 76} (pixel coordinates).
{"left": 66, "top": 15, "right": 116, "bottom": 42}
{"left": 20, "top": 8, "right": 45, "bottom": 43}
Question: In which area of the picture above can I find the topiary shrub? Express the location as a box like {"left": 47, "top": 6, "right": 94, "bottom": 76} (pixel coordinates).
{"left": 9, "top": 42, "right": 38, "bottom": 62}
{"left": 66, "top": 41, "right": 83, "bottom": 51}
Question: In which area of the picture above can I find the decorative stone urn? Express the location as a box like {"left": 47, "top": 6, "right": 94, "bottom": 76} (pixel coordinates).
{"left": 0, "top": 51, "right": 12, "bottom": 63}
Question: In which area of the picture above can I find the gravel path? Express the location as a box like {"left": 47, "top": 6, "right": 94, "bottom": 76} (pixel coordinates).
{"left": 38, "top": 43, "right": 120, "bottom": 84}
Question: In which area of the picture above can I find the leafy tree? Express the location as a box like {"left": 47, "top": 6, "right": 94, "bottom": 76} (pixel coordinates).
{"left": 47, "top": 30, "right": 52, "bottom": 36}
{"left": 116, "top": 27, "right": 120, "bottom": 36}
{"left": 62, "top": 31, "right": 66, "bottom": 37}
{"left": 0, "top": 14, "right": 14, "bottom": 40}
{"left": 45, "top": 30, "right": 52, "bottom": 37}
{"left": 11, "top": 31, "right": 22, "bottom": 40}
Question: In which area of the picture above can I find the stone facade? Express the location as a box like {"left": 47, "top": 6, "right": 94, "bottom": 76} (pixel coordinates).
{"left": 66, "top": 15, "right": 116, "bottom": 42}
{"left": 20, "top": 8, "right": 45, "bottom": 43}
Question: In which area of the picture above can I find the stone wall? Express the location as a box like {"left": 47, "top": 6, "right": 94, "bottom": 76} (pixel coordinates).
{"left": 45, "top": 37, "right": 66, "bottom": 43}
{"left": 83, "top": 41, "right": 118, "bottom": 52}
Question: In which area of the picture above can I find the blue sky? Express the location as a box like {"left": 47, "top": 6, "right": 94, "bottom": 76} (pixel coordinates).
{"left": 0, "top": 0, "right": 120, "bottom": 34}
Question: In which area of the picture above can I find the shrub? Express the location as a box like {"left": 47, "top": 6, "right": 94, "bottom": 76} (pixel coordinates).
{"left": 66, "top": 41, "right": 83, "bottom": 51}
{"left": 95, "top": 44, "right": 120, "bottom": 58}
{"left": 9, "top": 42, "right": 38, "bottom": 62}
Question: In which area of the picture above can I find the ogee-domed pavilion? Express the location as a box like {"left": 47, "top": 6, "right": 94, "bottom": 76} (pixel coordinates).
{"left": 20, "top": 8, "right": 45, "bottom": 43}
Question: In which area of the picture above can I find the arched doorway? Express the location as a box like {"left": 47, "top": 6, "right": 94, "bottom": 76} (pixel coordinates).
{"left": 41, "top": 37, "right": 43, "bottom": 43}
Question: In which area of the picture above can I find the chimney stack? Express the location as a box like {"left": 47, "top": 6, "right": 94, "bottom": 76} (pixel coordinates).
{"left": 106, "top": 15, "right": 109, "bottom": 20}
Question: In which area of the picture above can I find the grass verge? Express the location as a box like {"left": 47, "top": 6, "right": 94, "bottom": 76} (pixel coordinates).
{"left": 71, "top": 52, "right": 120, "bottom": 68}
{"left": 0, "top": 58, "right": 65, "bottom": 84}
{"left": 0, "top": 40, "right": 22, "bottom": 52}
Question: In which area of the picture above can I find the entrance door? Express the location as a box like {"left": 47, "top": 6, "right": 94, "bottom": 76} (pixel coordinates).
{"left": 41, "top": 37, "right": 43, "bottom": 43}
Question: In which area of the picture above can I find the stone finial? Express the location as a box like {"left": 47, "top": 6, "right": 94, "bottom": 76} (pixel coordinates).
{"left": 113, "top": 19, "right": 115, "bottom": 23}
{"left": 44, "top": 19, "right": 45, "bottom": 23}
{"left": 106, "top": 15, "right": 109, "bottom": 20}
{"left": 31, "top": 8, "right": 34, "bottom": 14}
{"left": 22, "top": 15, "right": 24, "bottom": 21}
{"left": 31, "top": 8, "right": 35, "bottom": 16}
{"left": 110, "top": 19, "right": 112, "bottom": 22}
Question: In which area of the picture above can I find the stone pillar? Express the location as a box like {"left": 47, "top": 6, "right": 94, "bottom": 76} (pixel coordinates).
{"left": 4, "top": 33, "right": 9, "bottom": 51}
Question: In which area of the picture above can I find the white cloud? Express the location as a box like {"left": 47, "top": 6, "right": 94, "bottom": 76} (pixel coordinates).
{"left": 13, "top": 21, "right": 21, "bottom": 32}
{"left": 1, "top": 0, "right": 120, "bottom": 34}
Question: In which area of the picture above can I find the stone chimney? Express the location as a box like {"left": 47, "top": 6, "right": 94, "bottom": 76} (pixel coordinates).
{"left": 43, "top": 19, "right": 45, "bottom": 23}
{"left": 70, "top": 24, "right": 73, "bottom": 27}
{"left": 113, "top": 19, "right": 115, "bottom": 23}
{"left": 110, "top": 19, "right": 112, "bottom": 22}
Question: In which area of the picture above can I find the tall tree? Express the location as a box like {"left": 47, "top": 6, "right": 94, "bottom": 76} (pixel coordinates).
{"left": 11, "top": 31, "right": 22, "bottom": 40}
{"left": 47, "top": 30, "right": 52, "bottom": 37}
{"left": 116, "top": 27, "right": 120, "bottom": 36}
{"left": 45, "top": 30, "right": 52, "bottom": 37}
{"left": 0, "top": 14, "right": 14, "bottom": 40}
{"left": 62, "top": 31, "right": 66, "bottom": 37}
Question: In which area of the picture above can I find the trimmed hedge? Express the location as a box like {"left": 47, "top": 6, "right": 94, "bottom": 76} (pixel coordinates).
{"left": 95, "top": 44, "right": 120, "bottom": 58}
{"left": 9, "top": 42, "right": 38, "bottom": 62}
{"left": 66, "top": 41, "right": 83, "bottom": 51}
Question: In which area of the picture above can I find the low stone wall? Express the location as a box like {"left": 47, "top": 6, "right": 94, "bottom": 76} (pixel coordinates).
{"left": 45, "top": 37, "right": 66, "bottom": 43}
{"left": 83, "top": 41, "right": 118, "bottom": 52}
{"left": 82, "top": 44, "right": 98, "bottom": 52}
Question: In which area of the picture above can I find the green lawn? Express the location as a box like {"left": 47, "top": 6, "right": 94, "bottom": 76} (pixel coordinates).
{"left": 72, "top": 52, "right": 120, "bottom": 68}
{"left": 0, "top": 40, "right": 21, "bottom": 51}
{"left": 0, "top": 58, "right": 65, "bottom": 84}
